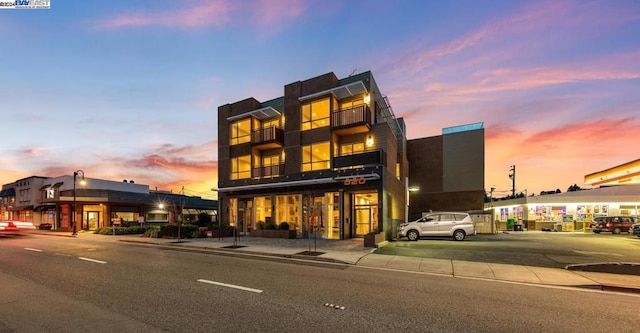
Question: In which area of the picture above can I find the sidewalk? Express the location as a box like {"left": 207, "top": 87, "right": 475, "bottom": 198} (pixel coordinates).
{"left": 34, "top": 231, "right": 640, "bottom": 294}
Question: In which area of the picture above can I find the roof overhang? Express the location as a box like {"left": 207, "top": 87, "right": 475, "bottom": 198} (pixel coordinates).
{"left": 219, "top": 177, "right": 337, "bottom": 193}
{"left": 227, "top": 106, "right": 281, "bottom": 122}
{"left": 299, "top": 81, "right": 368, "bottom": 102}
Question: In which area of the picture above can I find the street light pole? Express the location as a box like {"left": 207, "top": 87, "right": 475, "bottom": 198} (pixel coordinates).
{"left": 72, "top": 170, "right": 85, "bottom": 236}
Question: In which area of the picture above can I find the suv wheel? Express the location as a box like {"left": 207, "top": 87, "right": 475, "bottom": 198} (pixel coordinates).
{"left": 613, "top": 228, "right": 621, "bottom": 234}
{"left": 453, "top": 229, "right": 466, "bottom": 241}
{"left": 407, "top": 230, "right": 419, "bottom": 241}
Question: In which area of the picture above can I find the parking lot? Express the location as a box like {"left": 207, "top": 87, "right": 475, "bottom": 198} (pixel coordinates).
{"left": 381, "top": 231, "right": 640, "bottom": 269}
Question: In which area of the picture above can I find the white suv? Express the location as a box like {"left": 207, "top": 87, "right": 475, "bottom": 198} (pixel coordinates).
{"left": 399, "top": 212, "right": 476, "bottom": 241}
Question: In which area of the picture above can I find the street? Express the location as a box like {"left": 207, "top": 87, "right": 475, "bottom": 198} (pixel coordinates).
{"left": 1, "top": 233, "right": 639, "bottom": 333}
{"left": 385, "top": 231, "right": 640, "bottom": 268}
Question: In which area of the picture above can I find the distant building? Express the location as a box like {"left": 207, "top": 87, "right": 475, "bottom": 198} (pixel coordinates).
{"left": 584, "top": 158, "right": 640, "bottom": 187}
{"left": 1, "top": 175, "right": 217, "bottom": 231}
{"left": 407, "top": 123, "right": 485, "bottom": 221}
{"left": 486, "top": 158, "right": 640, "bottom": 231}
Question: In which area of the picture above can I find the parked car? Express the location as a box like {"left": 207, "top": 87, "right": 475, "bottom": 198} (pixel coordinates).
{"left": 631, "top": 223, "right": 640, "bottom": 238}
{"left": 589, "top": 216, "right": 605, "bottom": 229}
{"left": 0, "top": 220, "right": 36, "bottom": 234}
{"left": 591, "top": 216, "right": 636, "bottom": 234}
{"left": 399, "top": 212, "right": 476, "bottom": 241}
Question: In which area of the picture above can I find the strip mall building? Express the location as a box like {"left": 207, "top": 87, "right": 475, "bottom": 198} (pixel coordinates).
{"left": 486, "top": 159, "right": 640, "bottom": 231}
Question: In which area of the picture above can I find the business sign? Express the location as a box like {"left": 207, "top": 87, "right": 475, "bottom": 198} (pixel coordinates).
{"left": 343, "top": 177, "right": 366, "bottom": 186}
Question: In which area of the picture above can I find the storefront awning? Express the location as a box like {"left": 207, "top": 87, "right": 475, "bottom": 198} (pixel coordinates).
{"left": 227, "top": 106, "right": 281, "bottom": 121}
{"left": 299, "top": 81, "right": 368, "bottom": 102}
{"left": 39, "top": 185, "right": 51, "bottom": 191}
{"left": 35, "top": 204, "right": 57, "bottom": 212}
{"left": 0, "top": 188, "right": 15, "bottom": 197}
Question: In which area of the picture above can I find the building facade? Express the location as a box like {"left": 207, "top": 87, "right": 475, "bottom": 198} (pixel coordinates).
{"left": 1, "top": 175, "right": 217, "bottom": 231}
{"left": 0, "top": 176, "right": 47, "bottom": 222}
{"left": 407, "top": 123, "right": 485, "bottom": 220}
{"left": 217, "top": 71, "right": 408, "bottom": 241}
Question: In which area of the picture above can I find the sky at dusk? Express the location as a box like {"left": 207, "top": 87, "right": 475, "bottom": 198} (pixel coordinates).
{"left": 1, "top": 0, "right": 639, "bottom": 199}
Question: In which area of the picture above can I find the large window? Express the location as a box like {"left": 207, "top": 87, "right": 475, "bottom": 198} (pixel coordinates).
{"left": 231, "top": 155, "right": 251, "bottom": 180}
{"left": 302, "top": 98, "right": 330, "bottom": 130}
{"left": 302, "top": 142, "right": 330, "bottom": 171}
{"left": 230, "top": 118, "right": 251, "bottom": 145}
{"left": 340, "top": 142, "right": 364, "bottom": 156}
{"left": 340, "top": 98, "right": 364, "bottom": 110}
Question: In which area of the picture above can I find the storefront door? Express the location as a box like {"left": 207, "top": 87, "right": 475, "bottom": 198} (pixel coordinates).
{"left": 87, "top": 211, "right": 100, "bottom": 230}
{"left": 238, "top": 199, "right": 253, "bottom": 235}
{"left": 353, "top": 192, "right": 378, "bottom": 237}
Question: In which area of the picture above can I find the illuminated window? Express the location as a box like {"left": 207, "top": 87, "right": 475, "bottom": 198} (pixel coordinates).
{"left": 302, "top": 98, "right": 330, "bottom": 130}
{"left": 340, "top": 142, "right": 364, "bottom": 156}
{"left": 261, "top": 154, "right": 281, "bottom": 178}
{"left": 230, "top": 119, "right": 251, "bottom": 145}
{"left": 340, "top": 98, "right": 364, "bottom": 110}
{"left": 302, "top": 141, "right": 330, "bottom": 171}
{"left": 231, "top": 155, "right": 251, "bottom": 180}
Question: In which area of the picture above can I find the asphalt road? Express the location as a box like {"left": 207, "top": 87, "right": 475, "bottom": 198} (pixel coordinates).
{"left": 384, "top": 231, "right": 640, "bottom": 268}
{"left": 1, "top": 234, "right": 640, "bottom": 333}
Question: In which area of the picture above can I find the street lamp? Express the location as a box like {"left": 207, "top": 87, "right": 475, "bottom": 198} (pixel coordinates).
{"left": 72, "top": 170, "right": 86, "bottom": 236}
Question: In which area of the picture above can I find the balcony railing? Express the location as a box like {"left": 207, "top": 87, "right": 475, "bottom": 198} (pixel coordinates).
{"left": 252, "top": 164, "right": 285, "bottom": 178}
{"left": 332, "top": 105, "right": 372, "bottom": 130}
{"left": 251, "top": 126, "right": 284, "bottom": 148}
{"left": 333, "top": 150, "right": 384, "bottom": 169}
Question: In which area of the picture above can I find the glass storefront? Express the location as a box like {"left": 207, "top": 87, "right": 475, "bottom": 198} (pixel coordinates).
{"left": 227, "top": 190, "right": 379, "bottom": 239}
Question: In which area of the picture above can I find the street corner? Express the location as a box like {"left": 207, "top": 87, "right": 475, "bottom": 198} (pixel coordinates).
{"left": 565, "top": 262, "right": 640, "bottom": 275}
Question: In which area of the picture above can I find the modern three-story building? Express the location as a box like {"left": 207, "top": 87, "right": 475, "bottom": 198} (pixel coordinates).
{"left": 217, "top": 71, "right": 408, "bottom": 241}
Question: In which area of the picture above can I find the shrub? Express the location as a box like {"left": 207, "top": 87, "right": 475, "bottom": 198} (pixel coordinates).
{"left": 278, "top": 222, "right": 290, "bottom": 230}
{"left": 196, "top": 213, "right": 212, "bottom": 227}
{"left": 159, "top": 224, "right": 199, "bottom": 238}
{"left": 265, "top": 222, "right": 277, "bottom": 230}
{"left": 256, "top": 221, "right": 265, "bottom": 230}
{"left": 93, "top": 225, "right": 150, "bottom": 235}
{"left": 145, "top": 226, "right": 161, "bottom": 238}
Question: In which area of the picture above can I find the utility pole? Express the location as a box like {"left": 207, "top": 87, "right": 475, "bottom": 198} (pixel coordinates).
{"left": 509, "top": 165, "right": 516, "bottom": 197}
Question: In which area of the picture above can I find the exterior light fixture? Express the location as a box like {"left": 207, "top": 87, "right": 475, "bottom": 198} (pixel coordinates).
{"left": 72, "top": 170, "right": 86, "bottom": 236}
{"left": 366, "top": 135, "right": 374, "bottom": 147}
{"left": 408, "top": 186, "right": 420, "bottom": 192}
{"left": 363, "top": 94, "right": 371, "bottom": 104}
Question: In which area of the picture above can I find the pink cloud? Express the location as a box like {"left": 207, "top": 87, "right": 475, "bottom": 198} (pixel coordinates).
{"left": 99, "top": 0, "right": 233, "bottom": 29}
{"left": 98, "top": 0, "right": 308, "bottom": 30}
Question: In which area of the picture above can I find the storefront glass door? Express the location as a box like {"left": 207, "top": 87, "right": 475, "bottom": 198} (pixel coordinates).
{"left": 353, "top": 192, "right": 378, "bottom": 236}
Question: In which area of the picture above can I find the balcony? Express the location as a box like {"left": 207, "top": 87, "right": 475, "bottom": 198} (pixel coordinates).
{"left": 252, "top": 164, "right": 285, "bottom": 179}
{"left": 251, "top": 126, "right": 284, "bottom": 149}
{"left": 333, "top": 150, "right": 384, "bottom": 169}
{"left": 332, "top": 105, "right": 372, "bottom": 135}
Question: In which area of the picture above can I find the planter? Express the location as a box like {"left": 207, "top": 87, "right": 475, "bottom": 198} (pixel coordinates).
{"left": 38, "top": 223, "right": 53, "bottom": 230}
{"left": 364, "top": 232, "right": 385, "bottom": 247}
{"left": 251, "top": 229, "right": 296, "bottom": 239}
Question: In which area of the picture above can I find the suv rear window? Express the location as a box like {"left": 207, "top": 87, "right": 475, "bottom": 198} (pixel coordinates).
{"left": 454, "top": 214, "right": 468, "bottom": 221}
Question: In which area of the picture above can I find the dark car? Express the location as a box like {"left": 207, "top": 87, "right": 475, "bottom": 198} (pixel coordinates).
{"left": 631, "top": 223, "right": 640, "bottom": 238}
{"left": 591, "top": 216, "right": 637, "bottom": 234}
{"left": 589, "top": 216, "right": 605, "bottom": 229}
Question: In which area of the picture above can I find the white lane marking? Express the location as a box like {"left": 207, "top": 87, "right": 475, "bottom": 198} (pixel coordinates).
{"left": 79, "top": 257, "right": 107, "bottom": 264}
{"left": 24, "top": 248, "right": 42, "bottom": 252}
{"left": 197, "top": 279, "right": 263, "bottom": 293}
